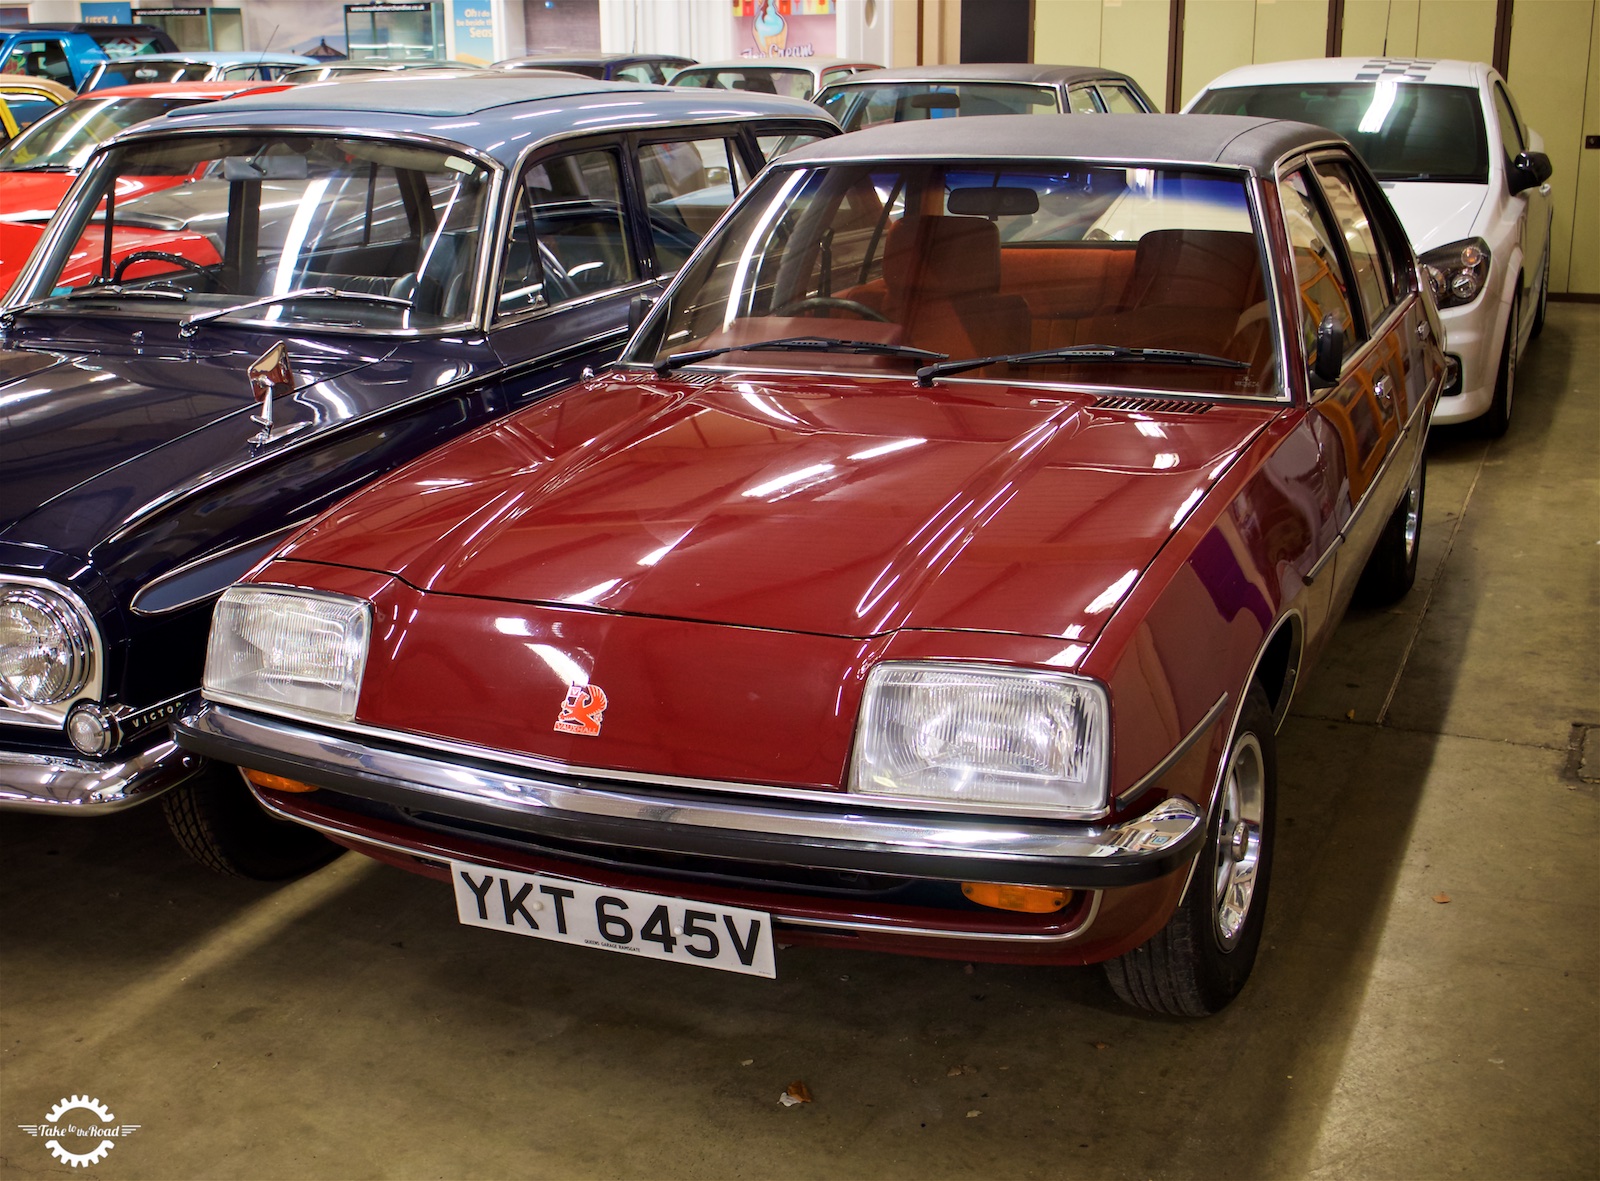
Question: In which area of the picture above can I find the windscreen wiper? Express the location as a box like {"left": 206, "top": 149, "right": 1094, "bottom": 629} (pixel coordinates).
{"left": 0, "top": 284, "right": 188, "bottom": 325}
{"left": 655, "top": 335, "right": 946, "bottom": 374}
{"left": 916, "top": 344, "right": 1249, "bottom": 386}
{"left": 179, "top": 287, "right": 414, "bottom": 339}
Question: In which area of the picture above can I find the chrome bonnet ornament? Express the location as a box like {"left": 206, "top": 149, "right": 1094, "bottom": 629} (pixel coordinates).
{"left": 246, "top": 341, "right": 299, "bottom": 446}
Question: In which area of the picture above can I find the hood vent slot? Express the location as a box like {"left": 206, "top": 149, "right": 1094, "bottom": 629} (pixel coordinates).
{"left": 1092, "top": 395, "right": 1213, "bottom": 415}
{"left": 677, "top": 372, "right": 719, "bottom": 387}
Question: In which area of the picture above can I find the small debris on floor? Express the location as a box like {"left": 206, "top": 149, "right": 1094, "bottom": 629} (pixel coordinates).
{"left": 779, "top": 1080, "right": 813, "bottom": 1106}
{"left": 947, "top": 1064, "right": 978, "bottom": 1076}
{"left": 740, "top": 1059, "right": 753, "bottom": 1066}
{"left": 966, "top": 1110, "right": 981, "bottom": 1118}
{"left": 1092, "top": 1042, "right": 1110, "bottom": 1051}
{"left": 1433, "top": 892, "right": 1452, "bottom": 904}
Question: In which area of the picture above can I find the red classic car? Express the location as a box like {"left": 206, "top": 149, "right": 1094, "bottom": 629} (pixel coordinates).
{"left": 175, "top": 116, "right": 1447, "bottom": 1014}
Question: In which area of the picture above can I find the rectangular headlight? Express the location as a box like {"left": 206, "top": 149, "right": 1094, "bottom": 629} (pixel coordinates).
{"left": 204, "top": 586, "right": 371, "bottom": 721}
{"left": 850, "top": 662, "right": 1109, "bottom": 815}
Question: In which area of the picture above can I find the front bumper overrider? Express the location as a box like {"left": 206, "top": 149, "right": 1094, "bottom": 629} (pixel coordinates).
{"left": 0, "top": 737, "right": 203, "bottom": 812}
{"left": 175, "top": 702, "right": 1206, "bottom": 890}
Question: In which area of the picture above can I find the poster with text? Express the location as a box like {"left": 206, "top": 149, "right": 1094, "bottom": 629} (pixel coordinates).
{"left": 733, "top": 0, "right": 837, "bottom": 59}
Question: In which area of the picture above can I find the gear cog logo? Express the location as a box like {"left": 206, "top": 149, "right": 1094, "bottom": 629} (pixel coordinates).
{"left": 16, "top": 1095, "right": 140, "bottom": 1168}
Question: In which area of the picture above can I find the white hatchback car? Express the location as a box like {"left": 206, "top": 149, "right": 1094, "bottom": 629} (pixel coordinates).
{"left": 1189, "top": 58, "right": 1553, "bottom": 434}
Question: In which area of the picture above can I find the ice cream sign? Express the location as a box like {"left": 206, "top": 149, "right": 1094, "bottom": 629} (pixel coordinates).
{"left": 734, "top": 0, "right": 837, "bottom": 59}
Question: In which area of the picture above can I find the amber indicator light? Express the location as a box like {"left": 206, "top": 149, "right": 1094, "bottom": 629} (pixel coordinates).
{"left": 961, "top": 883, "right": 1073, "bottom": 913}
{"left": 243, "top": 769, "right": 319, "bottom": 794}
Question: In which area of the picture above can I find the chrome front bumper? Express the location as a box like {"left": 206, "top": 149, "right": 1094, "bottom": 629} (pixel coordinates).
{"left": 175, "top": 703, "right": 1206, "bottom": 889}
{"left": 0, "top": 738, "right": 203, "bottom": 813}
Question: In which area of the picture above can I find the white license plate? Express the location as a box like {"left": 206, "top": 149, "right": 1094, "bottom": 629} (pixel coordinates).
{"left": 448, "top": 860, "right": 776, "bottom": 978}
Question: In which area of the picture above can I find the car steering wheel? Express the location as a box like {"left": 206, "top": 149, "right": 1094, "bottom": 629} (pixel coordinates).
{"left": 111, "top": 250, "right": 218, "bottom": 288}
{"left": 772, "top": 295, "right": 890, "bottom": 321}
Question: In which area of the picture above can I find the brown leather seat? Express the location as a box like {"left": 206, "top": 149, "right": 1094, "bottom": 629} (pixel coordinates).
{"left": 884, "top": 215, "right": 1029, "bottom": 359}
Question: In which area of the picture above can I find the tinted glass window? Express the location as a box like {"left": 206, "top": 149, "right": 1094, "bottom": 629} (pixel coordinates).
{"left": 0, "top": 94, "right": 59, "bottom": 128}
{"left": 822, "top": 82, "right": 1060, "bottom": 131}
{"left": 1314, "top": 159, "right": 1394, "bottom": 328}
{"left": 758, "top": 132, "right": 824, "bottom": 161}
{"left": 89, "top": 60, "right": 212, "bottom": 89}
{"left": 677, "top": 67, "right": 813, "bottom": 99}
{"left": 0, "top": 96, "right": 200, "bottom": 172}
{"left": 1491, "top": 82, "right": 1522, "bottom": 163}
{"left": 639, "top": 138, "right": 743, "bottom": 274}
{"left": 637, "top": 161, "right": 1277, "bottom": 397}
{"left": 1282, "top": 168, "right": 1357, "bottom": 364}
{"left": 1096, "top": 83, "right": 1145, "bottom": 113}
{"left": 499, "top": 149, "right": 636, "bottom": 315}
{"left": 1193, "top": 82, "right": 1490, "bottom": 182}
{"left": 1067, "top": 86, "right": 1099, "bottom": 114}
{"left": 5, "top": 40, "right": 72, "bottom": 86}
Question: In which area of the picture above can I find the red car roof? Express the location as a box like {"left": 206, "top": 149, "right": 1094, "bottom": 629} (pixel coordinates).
{"left": 84, "top": 81, "right": 292, "bottom": 100}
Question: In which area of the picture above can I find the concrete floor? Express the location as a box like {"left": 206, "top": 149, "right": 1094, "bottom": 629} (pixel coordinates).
{"left": 2, "top": 305, "right": 1596, "bottom": 1181}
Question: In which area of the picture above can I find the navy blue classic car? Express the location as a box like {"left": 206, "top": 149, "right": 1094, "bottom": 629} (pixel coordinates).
{"left": 0, "top": 74, "right": 836, "bottom": 876}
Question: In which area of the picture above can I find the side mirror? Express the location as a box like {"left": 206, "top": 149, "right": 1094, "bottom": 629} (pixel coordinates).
{"left": 1509, "top": 149, "right": 1553, "bottom": 194}
{"left": 628, "top": 294, "right": 655, "bottom": 335}
{"left": 1312, "top": 313, "right": 1345, "bottom": 386}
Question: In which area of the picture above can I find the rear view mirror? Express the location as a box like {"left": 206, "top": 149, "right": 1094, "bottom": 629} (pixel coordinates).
{"left": 910, "top": 92, "right": 960, "bottom": 111}
{"left": 1312, "top": 313, "right": 1345, "bottom": 386}
{"left": 222, "top": 155, "right": 309, "bottom": 182}
{"left": 947, "top": 186, "right": 1040, "bottom": 217}
{"left": 1508, "top": 150, "right": 1552, "bottom": 195}
{"left": 628, "top": 294, "right": 656, "bottom": 334}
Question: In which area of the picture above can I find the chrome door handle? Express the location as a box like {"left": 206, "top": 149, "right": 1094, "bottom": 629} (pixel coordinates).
{"left": 1374, "top": 376, "right": 1394, "bottom": 408}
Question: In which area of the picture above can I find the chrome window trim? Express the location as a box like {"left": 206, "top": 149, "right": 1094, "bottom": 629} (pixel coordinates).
{"left": 258, "top": 790, "right": 1107, "bottom": 944}
{"left": 0, "top": 575, "right": 105, "bottom": 730}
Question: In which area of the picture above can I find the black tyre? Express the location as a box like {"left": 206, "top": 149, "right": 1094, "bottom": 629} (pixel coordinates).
{"left": 1104, "top": 685, "right": 1276, "bottom": 1016}
{"left": 1354, "top": 452, "right": 1425, "bottom": 607}
{"left": 1480, "top": 295, "right": 1518, "bottom": 437}
{"left": 162, "top": 763, "right": 342, "bottom": 880}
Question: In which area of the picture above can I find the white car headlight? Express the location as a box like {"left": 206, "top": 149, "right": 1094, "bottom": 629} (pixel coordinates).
{"left": 850, "top": 662, "right": 1109, "bottom": 815}
{"left": 205, "top": 586, "right": 371, "bottom": 721}
{"left": 0, "top": 584, "right": 96, "bottom": 707}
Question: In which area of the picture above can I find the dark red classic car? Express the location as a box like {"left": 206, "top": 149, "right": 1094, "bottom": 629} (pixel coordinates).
{"left": 176, "top": 116, "right": 1446, "bottom": 1014}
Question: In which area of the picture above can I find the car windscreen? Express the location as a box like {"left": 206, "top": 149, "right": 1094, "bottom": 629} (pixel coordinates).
{"left": 15, "top": 133, "right": 494, "bottom": 333}
{"left": 1191, "top": 82, "right": 1489, "bottom": 183}
{"left": 675, "top": 67, "right": 815, "bottom": 99}
{"left": 88, "top": 60, "right": 214, "bottom": 90}
{"left": 819, "top": 82, "right": 1061, "bottom": 132}
{"left": 630, "top": 160, "right": 1279, "bottom": 397}
{"left": 0, "top": 97, "right": 201, "bottom": 172}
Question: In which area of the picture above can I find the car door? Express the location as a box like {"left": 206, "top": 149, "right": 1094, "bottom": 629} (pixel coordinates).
{"left": 487, "top": 137, "right": 656, "bottom": 400}
{"left": 1491, "top": 79, "right": 1550, "bottom": 337}
{"left": 1279, "top": 157, "right": 1413, "bottom": 613}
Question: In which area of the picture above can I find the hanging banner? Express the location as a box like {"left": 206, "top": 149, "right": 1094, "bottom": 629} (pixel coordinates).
{"left": 450, "top": 0, "right": 494, "bottom": 66}
{"left": 732, "top": 0, "right": 837, "bottom": 59}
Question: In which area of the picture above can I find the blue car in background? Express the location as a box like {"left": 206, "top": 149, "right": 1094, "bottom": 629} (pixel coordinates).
{"left": 0, "top": 27, "right": 107, "bottom": 90}
{"left": 0, "top": 74, "right": 836, "bottom": 876}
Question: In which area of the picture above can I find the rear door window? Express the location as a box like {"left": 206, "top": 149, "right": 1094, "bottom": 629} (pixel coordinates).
{"left": 638, "top": 136, "right": 746, "bottom": 274}
{"left": 498, "top": 148, "right": 638, "bottom": 316}
{"left": 1281, "top": 167, "right": 1358, "bottom": 363}
{"left": 1313, "top": 158, "right": 1396, "bottom": 329}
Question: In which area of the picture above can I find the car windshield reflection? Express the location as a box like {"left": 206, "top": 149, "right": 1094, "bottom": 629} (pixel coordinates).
{"left": 632, "top": 160, "right": 1279, "bottom": 397}
{"left": 14, "top": 133, "right": 493, "bottom": 332}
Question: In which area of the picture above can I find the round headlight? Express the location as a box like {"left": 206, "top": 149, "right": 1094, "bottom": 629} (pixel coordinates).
{"left": 0, "top": 587, "right": 94, "bottom": 706}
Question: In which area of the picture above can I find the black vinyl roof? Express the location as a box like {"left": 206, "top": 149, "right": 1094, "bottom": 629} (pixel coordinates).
{"left": 781, "top": 113, "right": 1346, "bottom": 173}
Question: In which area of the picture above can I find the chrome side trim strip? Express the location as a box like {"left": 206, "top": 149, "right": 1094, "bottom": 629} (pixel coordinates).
{"left": 1115, "top": 692, "right": 1229, "bottom": 809}
{"left": 256, "top": 789, "right": 1106, "bottom": 944}
{"left": 181, "top": 703, "right": 1203, "bottom": 887}
{"left": 0, "top": 739, "right": 201, "bottom": 813}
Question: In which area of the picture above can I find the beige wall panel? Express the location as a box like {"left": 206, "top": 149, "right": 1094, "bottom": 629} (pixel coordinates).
{"left": 890, "top": 0, "right": 920, "bottom": 66}
{"left": 1566, "top": 0, "right": 1600, "bottom": 292}
{"left": 1034, "top": 0, "right": 1106, "bottom": 65}
{"left": 1101, "top": 0, "right": 1173, "bottom": 107}
{"left": 1341, "top": 0, "right": 1393, "bottom": 55}
{"left": 940, "top": 0, "right": 963, "bottom": 63}
{"left": 1181, "top": 0, "right": 1257, "bottom": 105}
{"left": 1508, "top": 0, "right": 1596, "bottom": 293}
{"left": 1253, "top": 0, "right": 1326, "bottom": 62}
{"left": 1415, "top": 0, "right": 1495, "bottom": 60}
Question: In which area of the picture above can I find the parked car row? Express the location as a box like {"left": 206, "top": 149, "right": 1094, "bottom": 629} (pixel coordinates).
{"left": 0, "top": 55, "right": 1545, "bottom": 1015}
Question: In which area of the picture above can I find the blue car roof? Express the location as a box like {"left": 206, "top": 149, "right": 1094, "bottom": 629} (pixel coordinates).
{"left": 149, "top": 74, "right": 831, "bottom": 164}
{"left": 109, "top": 50, "right": 317, "bottom": 65}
